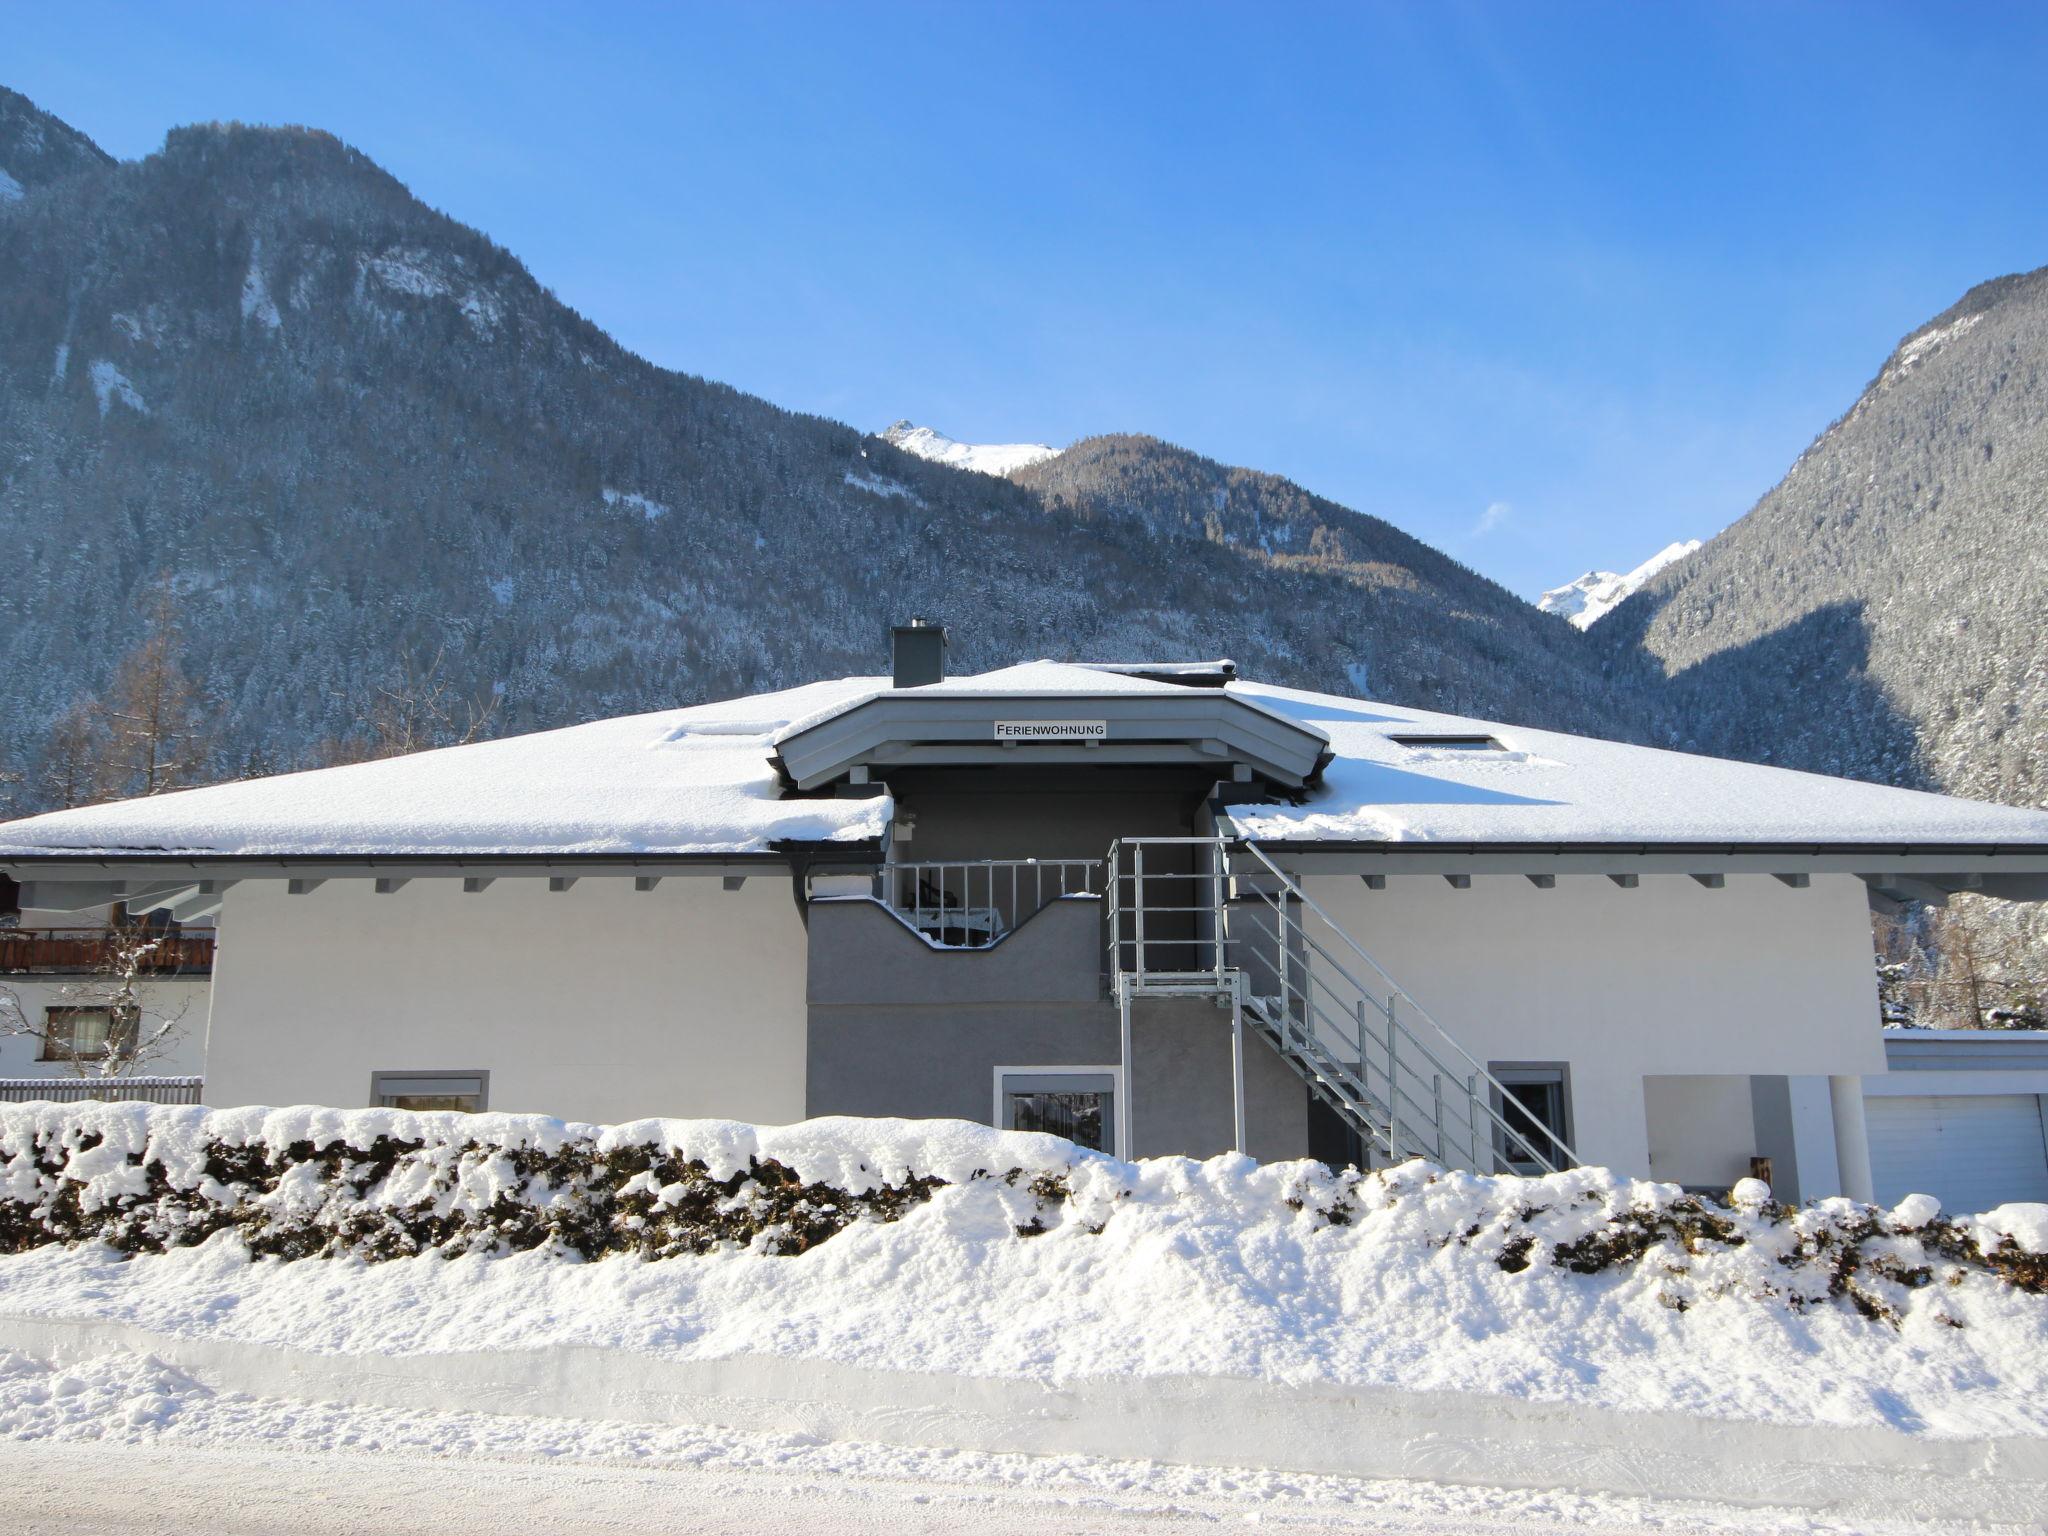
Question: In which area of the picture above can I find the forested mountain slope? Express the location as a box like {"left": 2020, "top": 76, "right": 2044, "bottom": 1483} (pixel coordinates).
{"left": 1015, "top": 435, "right": 1637, "bottom": 729}
{"left": 0, "top": 87, "right": 110, "bottom": 199}
{"left": 1595, "top": 266, "right": 2048, "bottom": 808}
{"left": 0, "top": 87, "right": 1651, "bottom": 799}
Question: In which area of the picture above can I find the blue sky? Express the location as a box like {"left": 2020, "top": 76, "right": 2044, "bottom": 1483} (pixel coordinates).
{"left": 11, "top": 3, "right": 2047, "bottom": 599}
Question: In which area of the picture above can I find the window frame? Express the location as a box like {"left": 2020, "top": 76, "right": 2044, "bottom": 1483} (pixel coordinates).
{"left": 369, "top": 1069, "right": 491, "bottom": 1113}
{"left": 1487, "top": 1060, "right": 1574, "bottom": 1173}
{"left": 992, "top": 1064, "right": 1123, "bottom": 1155}
{"left": 40, "top": 1004, "right": 132, "bottom": 1062}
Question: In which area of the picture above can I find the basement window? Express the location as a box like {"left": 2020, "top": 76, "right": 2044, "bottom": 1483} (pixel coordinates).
{"left": 1489, "top": 1062, "right": 1573, "bottom": 1174}
{"left": 994, "top": 1068, "right": 1118, "bottom": 1154}
{"left": 1389, "top": 734, "right": 1504, "bottom": 752}
{"left": 370, "top": 1070, "right": 489, "bottom": 1113}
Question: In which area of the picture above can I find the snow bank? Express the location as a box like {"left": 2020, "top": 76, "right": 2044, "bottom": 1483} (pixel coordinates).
{"left": 4, "top": 1105, "right": 2048, "bottom": 1440}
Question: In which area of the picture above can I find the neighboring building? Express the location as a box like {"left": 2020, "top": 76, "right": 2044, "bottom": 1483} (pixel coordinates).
{"left": 1865, "top": 1031, "right": 2048, "bottom": 1211}
{"left": 0, "top": 879, "right": 212, "bottom": 1092}
{"left": 4, "top": 624, "right": 2048, "bottom": 1204}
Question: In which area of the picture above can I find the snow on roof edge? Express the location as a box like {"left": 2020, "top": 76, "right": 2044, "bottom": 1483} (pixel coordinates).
{"left": 6, "top": 664, "right": 2048, "bottom": 860}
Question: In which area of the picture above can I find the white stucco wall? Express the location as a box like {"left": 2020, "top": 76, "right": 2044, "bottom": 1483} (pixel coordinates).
{"left": 204, "top": 875, "right": 810, "bottom": 1124}
{"left": 1299, "top": 873, "right": 1885, "bottom": 1178}
{"left": 0, "top": 976, "right": 211, "bottom": 1079}
{"left": 1643, "top": 1075, "right": 1758, "bottom": 1188}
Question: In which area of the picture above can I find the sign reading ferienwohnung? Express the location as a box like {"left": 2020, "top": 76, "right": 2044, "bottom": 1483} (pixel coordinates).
{"left": 993, "top": 720, "right": 1108, "bottom": 742}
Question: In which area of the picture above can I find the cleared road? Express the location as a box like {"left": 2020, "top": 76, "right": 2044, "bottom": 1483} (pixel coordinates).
{"left": 0, "top": 1436, "right": 1990, "bottom": 1536}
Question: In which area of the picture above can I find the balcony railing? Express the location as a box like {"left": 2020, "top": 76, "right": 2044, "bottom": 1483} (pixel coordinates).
{"left": 879, "top": 859, "right": 1103, "bottom": 948}
{"left": 0, "top": 928, "right": 216, "bottom": 977}
{"left": 0, "top": 1075, "right": 204, "bottom": 1105}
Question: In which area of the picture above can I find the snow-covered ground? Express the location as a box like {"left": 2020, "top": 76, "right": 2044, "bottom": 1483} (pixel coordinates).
{"left": 3, "top": 1104, "right": 2045, "bottom": 1435}
{"left": 880, "top": 419, "right": 1060, "bottom": 477}
{"left": 1539, "top": 539, "right": 1703, "bottom": 628}
{"left": 0, "top": 1350, "right": 2025, "bottom": 1535}
{"left": 5, "top": 1106, "right": 2048, "bottom": 1524}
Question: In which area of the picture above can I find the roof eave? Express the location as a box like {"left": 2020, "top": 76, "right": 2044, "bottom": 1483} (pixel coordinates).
{"left": 1221, "top": 835, "right": 2048, "bottom": 881}
{"left": 0, "top": 841, "right": 886, "bottom": 883}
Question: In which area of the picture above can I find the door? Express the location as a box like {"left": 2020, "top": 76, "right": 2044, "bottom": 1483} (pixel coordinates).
{"left": 1866, "top": 1093, "right": 2048, "bottom": 1212}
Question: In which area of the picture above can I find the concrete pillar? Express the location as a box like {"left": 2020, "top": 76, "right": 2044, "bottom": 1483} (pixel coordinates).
{"left": 1829, "top": 1074, "right": 1875, "bottom": 1203}
{"left": 1753, "top": 1074, "right": 1846, "bottom": 1203}
{"left": 1786, "top": 1075, "right": 1842, "bottom": 1202}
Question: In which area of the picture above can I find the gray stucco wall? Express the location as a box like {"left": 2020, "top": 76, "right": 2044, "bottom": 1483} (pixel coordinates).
{"left": 806, "top": 897, "right": 1308, "bottom": 1162}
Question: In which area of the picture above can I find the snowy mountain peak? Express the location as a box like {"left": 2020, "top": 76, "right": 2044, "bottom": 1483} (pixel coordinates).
{"left": 1539, "top": 539, "right": 1703, "bottom": 629}
{"left": 879, "top": 420, "right": 1061, "bottom": 478}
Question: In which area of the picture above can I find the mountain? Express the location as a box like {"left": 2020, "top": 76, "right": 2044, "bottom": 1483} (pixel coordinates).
{"left": 0, "top": 88, "right": 1655, "bottom": 803}
{"left": 1012, "top": 434, "right": 1650, "bottom": 719}
{"left": 1539, "top": 540, "right": 1703, "bottom": 629}
{"left": 1595, "top": 266, "right": 2048, "bottom": 804}
{"left": 0, "top": 86, "right": 112, "bottom": 201}
{"left": 878, "top": 421, "right": 1060, "bottom": 477}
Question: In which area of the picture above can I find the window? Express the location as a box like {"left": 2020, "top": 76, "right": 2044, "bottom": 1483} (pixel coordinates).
{"left": 1389, "top": 734, "right": 1504, "bottom": 752}
{"left": 994, "top": 1068, "right": 1119, "bottom": 1154}
{"left": 1490, "top": 1062, "right": 1573, "bottom": 1173}
{"left": 42, "top": 1005, "right": 135, "bottom": 1062}
{"left": 370, "top": 1070, "right": 489, "bottom": 1112}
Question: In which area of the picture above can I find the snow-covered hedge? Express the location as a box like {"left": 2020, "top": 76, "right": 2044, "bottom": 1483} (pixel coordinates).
{"left": 2, "top": 1104, "right": 2045, "bottom": 1325}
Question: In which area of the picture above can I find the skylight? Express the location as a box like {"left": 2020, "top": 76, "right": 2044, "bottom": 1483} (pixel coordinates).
{"left": 1388, "top": 734, "right": 1504, "bottom": 752}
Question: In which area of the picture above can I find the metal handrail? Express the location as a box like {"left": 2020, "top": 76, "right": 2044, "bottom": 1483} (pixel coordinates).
{"left": 1243, "top": 888, "right": 1502, "bottom": 1166}
{"left": 1099, "top": 834, "right": 1574, "bottom": 1173}
{"left": 1242, "top": 890, "right": 1473, "bottom": 1126}
{"left": 1246, "top": 926, "right": 1491, "bottom": 1165}
{"left": 1233, "top": 840, "right": 1577, "bottom": 1172}
{"left": 1104, "top": 837, "right": 1231, "bottom": 989}
{"left": 879, "top": 858, "right": 1102, "bottom": 949}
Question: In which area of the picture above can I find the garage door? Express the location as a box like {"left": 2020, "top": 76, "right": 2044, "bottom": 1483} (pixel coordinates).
{"left": 1867, "top": 1094, "right": 2048, "bottom": 1212}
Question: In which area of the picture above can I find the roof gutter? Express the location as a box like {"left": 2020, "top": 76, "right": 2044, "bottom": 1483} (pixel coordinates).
{"left": 1215, "top": 835, "right": 2048, "bottom": 896}
{"left": 0, "top": 841, "right": 887, "bottom": 884}
{"left": 1221, "top": 838, "right": 2048, "bottom": 859}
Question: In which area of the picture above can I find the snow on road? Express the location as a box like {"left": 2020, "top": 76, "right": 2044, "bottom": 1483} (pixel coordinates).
{"left": 0, "top": 1349, "right": 2004, "bottom": 1535}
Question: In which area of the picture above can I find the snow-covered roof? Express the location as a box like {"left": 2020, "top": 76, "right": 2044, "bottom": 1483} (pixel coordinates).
{"left": 1225, "top": 681, "right": 2048, "bottom": 848}
{"left": 0, "top": 679, "right": 894, "bottom": 860}
{"left": 771, "top": 659, "right": 1237, "bottom": 739}
{"left": 4, "top": 663, "right": 2048, "bottom": 862}
{"left": 769, "top": 662, "right": 1330, "bottom": 790}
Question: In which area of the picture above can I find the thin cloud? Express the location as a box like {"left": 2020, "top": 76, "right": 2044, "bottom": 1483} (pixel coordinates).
{"left": 1472, "top": 500, "right": 1511, "bottom": 538}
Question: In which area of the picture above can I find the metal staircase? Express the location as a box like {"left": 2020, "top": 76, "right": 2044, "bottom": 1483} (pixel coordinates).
{"left": 1106, "top": 836, "right": 1574, "bottom": 1173}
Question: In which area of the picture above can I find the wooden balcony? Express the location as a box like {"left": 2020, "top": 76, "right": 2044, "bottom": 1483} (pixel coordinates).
{"left": 0, "top": 927, "right": 216, "bottom": 977}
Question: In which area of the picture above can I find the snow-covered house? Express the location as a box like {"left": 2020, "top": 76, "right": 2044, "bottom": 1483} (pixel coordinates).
{"left": 5, "top": 624, "right": 2048, "bottom": 1205}
{"left": 0, "top": 881, "right": 211, "bottom": 1093}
